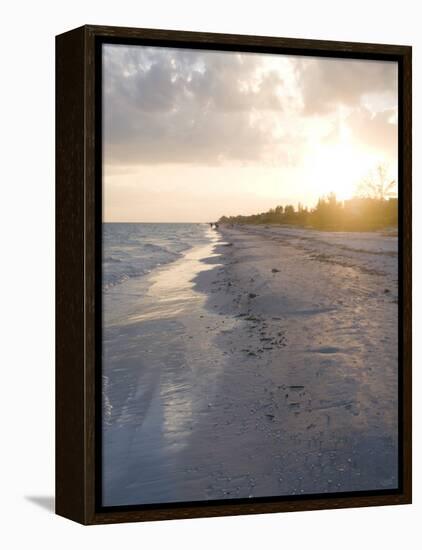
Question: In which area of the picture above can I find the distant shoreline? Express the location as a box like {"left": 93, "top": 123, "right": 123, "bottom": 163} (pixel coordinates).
{"left": 219, "top": 222, "right": 398, "bottom": 236}
{"left": 102, "top": 220, "right": 398, "bottom": 235}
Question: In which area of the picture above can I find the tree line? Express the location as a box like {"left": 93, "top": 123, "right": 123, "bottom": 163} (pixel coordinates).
{"left": 219, "top": 166, "right": 398, "bottom": 232}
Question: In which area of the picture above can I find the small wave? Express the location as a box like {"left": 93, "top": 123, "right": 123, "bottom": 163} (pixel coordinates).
{"left": 103, "top": 269, "right": 150, "bottom": 292}
{"left": 103, "top": 223, "right": 210, "bottom": 292}
{"left": 104, "top": 255, "right": 122, "bottom": 263}
{"left": 143, "top": 242, "right": 179, "bottom": 256}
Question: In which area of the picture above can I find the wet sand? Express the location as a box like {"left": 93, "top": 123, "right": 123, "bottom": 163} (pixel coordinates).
{"left": 102, "top": 224, "right": 398, "bottom": 506}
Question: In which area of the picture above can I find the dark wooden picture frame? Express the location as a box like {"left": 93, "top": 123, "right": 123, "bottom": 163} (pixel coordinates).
{"left": 56, "top": 24, "right": 412, "bottom": 525}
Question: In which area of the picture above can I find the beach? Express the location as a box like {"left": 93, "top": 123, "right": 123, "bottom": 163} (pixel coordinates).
{"left": 102, "top": 223, "right": 398, "bottom": 506}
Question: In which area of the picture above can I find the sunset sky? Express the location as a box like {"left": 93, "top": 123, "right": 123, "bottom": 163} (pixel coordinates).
{"left": 103, "top": 44, "right": 398, "bottom": 222}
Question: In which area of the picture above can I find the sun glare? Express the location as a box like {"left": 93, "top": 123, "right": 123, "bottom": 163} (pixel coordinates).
{"left": 304, "top": 138, "right": 375, "bottom": 204}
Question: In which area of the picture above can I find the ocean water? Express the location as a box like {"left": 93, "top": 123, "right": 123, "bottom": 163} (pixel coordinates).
{"left": 103, "top": 223, "right": 211, "bottom": 291}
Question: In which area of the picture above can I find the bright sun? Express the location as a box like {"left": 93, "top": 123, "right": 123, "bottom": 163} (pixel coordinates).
{"left": 304, "top": 135, "right": 375, "bottom": 203}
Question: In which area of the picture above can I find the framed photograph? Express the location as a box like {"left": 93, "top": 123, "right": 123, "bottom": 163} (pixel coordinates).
{"left": 56, "top": 25, "right": 412, "bottom": 525}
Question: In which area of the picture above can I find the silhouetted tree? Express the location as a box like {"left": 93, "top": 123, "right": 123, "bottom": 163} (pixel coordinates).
{"left": 219, "top": 187, "right": 397, "bottom": 232}
{"left": 357, "top": 164, "right": 397, "bottom": 200}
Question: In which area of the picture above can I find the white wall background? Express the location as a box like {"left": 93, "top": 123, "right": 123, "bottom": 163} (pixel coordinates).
{"left": 0, "top": 0, "right": 419, "bottom": 547}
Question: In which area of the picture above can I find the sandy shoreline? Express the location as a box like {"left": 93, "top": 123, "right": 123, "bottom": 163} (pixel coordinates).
{"left": 102, "top": 224, "right": 398, "bottom": 506}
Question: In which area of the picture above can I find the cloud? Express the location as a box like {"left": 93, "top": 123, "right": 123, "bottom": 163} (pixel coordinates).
{"left": 296, "top": 57, "right": 398, "bottom": 115}
{"left": 103, "top": 45, "right": 290, "bottom": 165}
{"left": 103, "top": 45, "right": 398, "bottom": 169}
{"left": 348, "top": 107, "right": 398, "bottom": 157}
